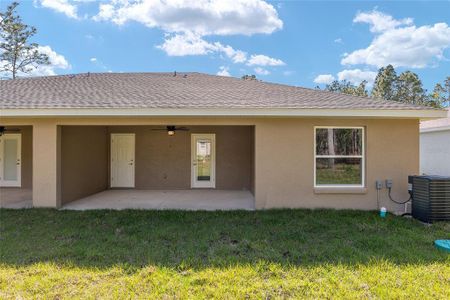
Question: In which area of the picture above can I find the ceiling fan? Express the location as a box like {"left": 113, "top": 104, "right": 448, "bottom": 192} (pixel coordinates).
{"left": 152, "top": 125, "right": 189, "bottom": 136}
{"left": 0, "top": 126, "right": 21, "bottom": 136}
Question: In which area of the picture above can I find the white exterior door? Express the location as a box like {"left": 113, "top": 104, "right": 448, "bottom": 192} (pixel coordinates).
{"left": 0, "top": 134, "right": 21, "bottom": 187}
{"left": 191, "top": 134, "right": 216, "bottom": 188}
{"left": 111, "top": 133, "right": 135, "bottom": 188}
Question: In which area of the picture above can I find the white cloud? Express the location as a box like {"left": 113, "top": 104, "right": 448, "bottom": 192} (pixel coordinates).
{"left": 337, "top": 69, "right": 377, "bottom": 85}
{"left": 353, "top": 10, "right": 413, "bottom": 33}
{"left": 41, "top": 46, "right": 70, "bottom": 67}
{"left": 157, "top": 33, "right": 216, "bottom": 56}
{"left": 342, "top": 10, "right": 450, "bottom": 68}
{"left": 90, "top": 57, "right": 97, "bottom": 62}
{"left": 156, "top": 33, "right": 246, "bottom": 63}
{"left": 93, "top": 3, "right": 115, "bottom": 21}
{"left": 217, "top": 66, "right": 231, "bottom": 77}
{"left": 218, "top": 45, "right": 247, "bottom": 63}
{"left": 247, "top": 54, "right": 285, "bottom": 66}
{"left": 94, "top": 0, "right": 285, "bottom": 67}
{"left": 313, "top": 74, "right": 335, "bottom": 85}
{"left": 334, "top": 38, "right": 343, "bottom": 44}
{"left": 31, "top": 45, "right": 71, "bottom": 76}
{"left": 254, "top": 67, "right": 270, "bottom": 75}
{"left": 93, "top": 0, "right": 282, "bottom": 36}
{"left": 39, "top": 0, "right": 285, "bottom": 69}
{"left": 157, "top": 33, "right": 286, "bottom": 68}
{"left": 0, "top": 45, "right": 71, "bottom": 77}
{"left": 40, "top": 0, "right": 78, "bottom": 19}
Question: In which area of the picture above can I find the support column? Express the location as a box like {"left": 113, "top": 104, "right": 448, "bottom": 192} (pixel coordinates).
{"left": 32, "top": 121, "right": 61, "bottom": 208}
{"left": 253, "top": 123, "right": 268, "bottom": 209}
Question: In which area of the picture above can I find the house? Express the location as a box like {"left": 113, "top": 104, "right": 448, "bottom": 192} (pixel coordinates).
{"left": 0, "top": 72, "right": 446, "bottom": 211}
{"left": 420, "top": 108, "right": 450, "bottom": 176}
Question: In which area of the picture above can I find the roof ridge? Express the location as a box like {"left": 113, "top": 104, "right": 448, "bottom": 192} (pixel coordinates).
{"left": 0, "top": 71, "right": 200, "bottom": 81}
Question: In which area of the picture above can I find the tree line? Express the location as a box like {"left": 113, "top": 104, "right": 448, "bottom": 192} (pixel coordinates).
{"left": 318, "top": 65, "right": 449, "bottom": 108}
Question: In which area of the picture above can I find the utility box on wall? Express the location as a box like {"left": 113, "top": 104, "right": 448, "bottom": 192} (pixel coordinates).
{"left": 410, "top": 175, "right": 450, "bottom": 223}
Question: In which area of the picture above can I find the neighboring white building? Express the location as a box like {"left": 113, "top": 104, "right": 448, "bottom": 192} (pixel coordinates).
{"left": 420, "top": 109, "right": 450, "bottom": 176}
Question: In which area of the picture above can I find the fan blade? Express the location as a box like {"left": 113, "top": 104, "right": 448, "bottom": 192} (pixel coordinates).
{"left": 150, "top": 126, "right": 189, "bottom": 131}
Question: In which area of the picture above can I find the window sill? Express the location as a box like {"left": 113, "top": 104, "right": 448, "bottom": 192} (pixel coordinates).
{"left": 314, "top": 187, "right": 368, "bottom": 194}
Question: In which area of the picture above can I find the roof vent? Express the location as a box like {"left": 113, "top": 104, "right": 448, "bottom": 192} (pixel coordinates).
{"left": 242, "top": 74, "right": 257, "bottom": 81}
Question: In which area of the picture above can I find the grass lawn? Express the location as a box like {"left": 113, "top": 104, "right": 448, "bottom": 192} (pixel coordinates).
{"left": 0, "top": 209, "right": 449, "bottom": 299}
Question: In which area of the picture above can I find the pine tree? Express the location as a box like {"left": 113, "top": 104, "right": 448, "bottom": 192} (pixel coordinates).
{"left": 431, "top": 77, "right": 450, "bottom": 108}
{"left": 371, "top": 65, "right": 397, "bottom": 100}
{"left": 355, "top": 81, "right": 368, "bottom": 97}
{"left": 324, "top": 80, "right": 368, "bottom": 97}
{"left": 395, "top": 71, "right": 427, "bottom": 105}
{"left": 0, "top": 2, "right": 49, "bottom": 79}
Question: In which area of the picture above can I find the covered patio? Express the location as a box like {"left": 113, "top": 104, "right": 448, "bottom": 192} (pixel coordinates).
{"left": 0, "top": 123, "right": 256, "bottom": 210}
{"left": 62, "top": 189, "right": 254, "bottom": 210}
{"left": 58, "top": 124, "right": 255, "bottom": 210}
{"left": 0, "top": 125, "right": 33, "bottom": 209}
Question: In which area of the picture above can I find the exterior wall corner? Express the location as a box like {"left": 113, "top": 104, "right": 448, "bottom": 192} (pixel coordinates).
{"left": 32, "top": 121, "right": 61, "bottom": 208}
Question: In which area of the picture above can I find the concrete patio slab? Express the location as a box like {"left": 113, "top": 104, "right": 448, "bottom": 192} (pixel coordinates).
{"left": 62, "top": 189, "right": 255, "bottom": 211}
{"left": 0, "top": 188, "right": 33, "bottom": 209}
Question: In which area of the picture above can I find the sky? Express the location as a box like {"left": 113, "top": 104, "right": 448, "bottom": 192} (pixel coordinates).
{"left": 1, "top": 0, "right": 449, "bottom": 92}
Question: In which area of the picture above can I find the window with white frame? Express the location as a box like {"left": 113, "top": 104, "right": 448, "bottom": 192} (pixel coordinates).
{"left": 314, "top": 127, "right": 364, "bottom": 187}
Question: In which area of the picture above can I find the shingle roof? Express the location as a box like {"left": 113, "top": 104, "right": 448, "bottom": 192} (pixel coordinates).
{"left": 421, "top": 109, "right": 450, "bottom": 129}
{"left": 0, "top": 72, "right": 436, "bottom": 110}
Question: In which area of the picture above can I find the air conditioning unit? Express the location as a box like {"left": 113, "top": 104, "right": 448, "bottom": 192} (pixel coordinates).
{"left": 409, "top": 175, "right": 450, "bottom": 223}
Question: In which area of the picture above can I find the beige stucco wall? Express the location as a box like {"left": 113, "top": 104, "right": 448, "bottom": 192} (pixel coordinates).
{"left": 31, "top": 120, "right": 61, "bottom": 207}
{"left": 21, "top": 126, "right": 33, "bottom": 189}
{"left": 1, "top": 117, "right": 419, "bottom": 211}
{"left": 107, "top": 126, "right": 254, "bottom": 190}
{"left": 61, "top": 126, "right": 109, "bottom": 204}
{"left": 254, "top": 118, "right": 419, "bottom": 211}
